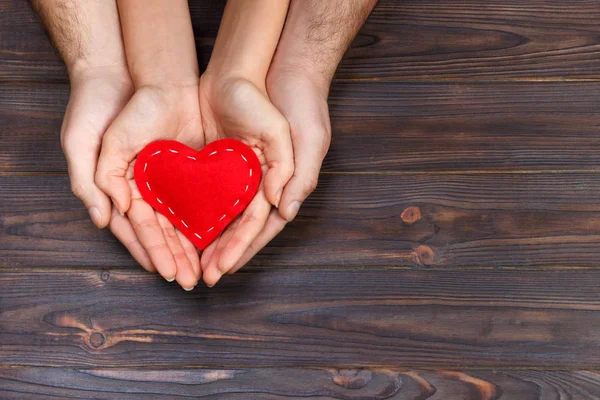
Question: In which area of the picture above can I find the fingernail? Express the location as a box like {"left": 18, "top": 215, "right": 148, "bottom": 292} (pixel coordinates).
{"left": 183, "top": 286, "right": 196, "bottom": 292}
{"left": 286, "top": 201, "right": 301, "bottom": 221}
{"left": 89, "top": 207, "right": 102, "bottom": 227}
{"left": 275, "top": 190, "right": 282, "bottom": 208}
{"left": 166, "top": 277, "right": 175, "bottom": 282}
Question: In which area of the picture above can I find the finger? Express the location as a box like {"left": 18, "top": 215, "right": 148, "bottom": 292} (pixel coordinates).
{"left": 63, "top": 134, "right": 112, "bottom": 229}
{"left": 156, "top": 213, "right": 198, "bottom": 290}
{"left": 203, "top": 190, "right": 271, "bottom": 287}
{"left": 109, "top": 207, "right": 156, "bottom": 273}
{"left": 128, "top": 198, "right": 177, "bottom": 281}
{"left": 200, "top": 239, "right": 219, "bottom": 273}
{"left": 255, "top": 100, "right": 294, "bottom": 209}
{"left": 95, "top": 90, "right": 166, "bottom": 216}
{"left": 278, "top": 129, "right": 327, "bottom": 222}
{"left": 95, "top": 128, "right": 134, "bottom": 216}
{"left": 176, "top": 229, "right": 201, "bottom": 281}
{"left": 229, "top": 208, "right": 287, "bottom": 274}
{"left": 202, "top": 218, "right": 240, "bottom": 287}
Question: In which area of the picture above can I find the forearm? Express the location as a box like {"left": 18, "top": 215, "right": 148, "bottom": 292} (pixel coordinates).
{"left": 206, "top": 0, "right": 290, "bottom": 88}
{"left": 116, "top": 0, "right": 199, "bottom": 88}
{"left": 30, "top": 0, "right": 128, "bottom": 82}
{"left": 271, "top": 0, "right": 377, "bottom": 91}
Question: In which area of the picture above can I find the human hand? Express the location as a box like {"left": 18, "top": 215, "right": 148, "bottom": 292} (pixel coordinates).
{"left": 224, "top": 65, "right": 333, "bottom": 273}
{"left": 61, "top": 67, "right": 133, "bottom": 230}
{"left": 95, "top": 84, "right": 204, "bottom": 290}
{"left": 198, "top": 74, "right": 294, "bottom": 286}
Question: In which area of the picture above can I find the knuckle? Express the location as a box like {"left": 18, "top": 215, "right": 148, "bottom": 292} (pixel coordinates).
{"left": 144, "top": 241, "right": 170, "bottom": 254}
{"left": 162, "top": 226, "right": 178, "bottom": 240}
{"left": 299, "top": 175, "right": 319, "bottom": 196}
{"left": 70, "top": 182, "right": 88, "bottom": 201}
{"left": 132, "top": 217, "right": 160, "bottom": 232}
{"left": 240, "top": 212, "right": 260, "bottom": 227}
{"left": 173, "top": 251, "right": 190, "bottom": 265}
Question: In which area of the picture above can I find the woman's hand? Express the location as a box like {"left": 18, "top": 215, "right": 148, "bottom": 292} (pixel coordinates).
{"left": 96, "top": 84, "right": 204, "bottom": 290}
{"left": 198, "top": 74, "right": 293, "bottom": 286}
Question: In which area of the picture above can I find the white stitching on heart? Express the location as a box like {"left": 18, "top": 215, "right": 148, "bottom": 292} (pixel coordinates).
{"left": 143, "top": 145, "right": 254, "bottom": 240}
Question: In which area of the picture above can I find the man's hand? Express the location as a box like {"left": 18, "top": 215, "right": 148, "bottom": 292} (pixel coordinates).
{"left": 61, "top": 68, "right": 132, "bottom": 229}
{"left": 31, "top": 0, "right": 132, "bottom": 228}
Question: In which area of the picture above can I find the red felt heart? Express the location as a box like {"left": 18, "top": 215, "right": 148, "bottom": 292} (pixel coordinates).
{"left": 134, "top": 139, "right": 262, "bottom": 250}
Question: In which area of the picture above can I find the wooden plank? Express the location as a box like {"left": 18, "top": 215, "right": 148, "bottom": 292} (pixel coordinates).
{"left": 4, "top": 173, "right": 600, "bottom": 268}
{"left": 2, "top": 268, "right": 600, "bottom": 368}
{"left": 3, "top": 81, "right": 600, "bottom": 174}
{"left": 1, "top": 368, "right": 599, "bottom": 399}
{"left": 3, "top": 0, "right": 600, "bottom": 83}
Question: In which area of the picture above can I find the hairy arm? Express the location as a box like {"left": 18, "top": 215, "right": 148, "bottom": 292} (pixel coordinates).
{"left": 30, "top": 0, "right": 129, "bottom": 80}
{"left": 272, "top": 0, "right": 377, "bottom": 90}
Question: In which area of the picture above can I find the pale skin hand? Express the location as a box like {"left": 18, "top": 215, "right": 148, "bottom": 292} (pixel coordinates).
{"left": 198, "top": 0, "right": 292, "bottom": 287}
{"left": 226, "top": 0, "right": 379, "bottom": 273}
{"left": 31, "top": 0, "right": 159, "bottom": 271}
{"left": 95, "top": 0, "right": 202, "bottom": 290}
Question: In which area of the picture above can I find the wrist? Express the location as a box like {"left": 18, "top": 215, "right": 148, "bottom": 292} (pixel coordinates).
{"left": 204, "top": 60, "right": 267, "bottom": 93}
{"left": 267, "top": 57, "right": 332, "bottom": 99}
{"left": 69, "top": 61, "right": 133, "bottom": 92}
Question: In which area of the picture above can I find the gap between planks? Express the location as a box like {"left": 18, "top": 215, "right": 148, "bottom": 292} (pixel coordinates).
{"left": 3, "top": 169, "right": 600, "bottom": 177}
{"left": 0, "top": 365, "right": 599, "bottom": 372}
{"left": 3, "top": 265, "right": 600, "bottom": 273}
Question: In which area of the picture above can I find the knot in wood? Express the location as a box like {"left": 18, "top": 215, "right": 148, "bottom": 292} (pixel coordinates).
{"left": 411, "top": 244, "right": 435, "bottom": 266}
{"left": 89, "top": 332, "right": 105, "bottom": 348}
{"left": 332, "top": 369, "right": 372, "bottom": 389}
{"left": 100, "top": 270, "right": 110, "bottom": 282}
{"left": 401, "top": 206, "right": 421, "bottom": 224}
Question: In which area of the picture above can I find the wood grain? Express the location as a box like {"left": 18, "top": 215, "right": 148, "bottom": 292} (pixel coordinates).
{"left": 1, "top": 368, "right": 599, "bottom": 399}
{"left": 3, "top": 0, "right": 600, "bottom": 83}
{"left": 3, "top": 81, "right": 600, "bottom": 174}
{"left": 3, "top": 173, "right": 600, "bottom": 268}
{"left": 2, "top": 268, "right": 600, "bottom": 368}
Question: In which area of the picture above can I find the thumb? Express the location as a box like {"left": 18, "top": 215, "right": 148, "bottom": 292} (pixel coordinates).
{"left": 258, "top": 101, "right": 295, "bottom": 209}
{"left": 278, "top": 122, "right": 330, "bottom": 222}
{"left": 94, "top": 112, "right": 138, "bottom": 216}
{"left": 63, "top": 137, "right": 112, "bottom": 229}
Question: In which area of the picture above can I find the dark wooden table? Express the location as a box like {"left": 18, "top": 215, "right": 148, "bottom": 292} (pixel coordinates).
{"left": 2, "top": 0, "right": 600, "bottom": 398}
